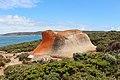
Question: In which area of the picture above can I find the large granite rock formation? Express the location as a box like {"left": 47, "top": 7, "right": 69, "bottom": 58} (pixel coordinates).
{"left": 30, "top": 30, "right": 96, "bottom": 58}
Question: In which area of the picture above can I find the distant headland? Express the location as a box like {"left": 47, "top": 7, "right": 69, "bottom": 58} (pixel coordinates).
{"left": 1, "top": 31, "right": 42, "bottom": 36}
{"left": 1, "top": 30, "right": 106, "bottom": 36}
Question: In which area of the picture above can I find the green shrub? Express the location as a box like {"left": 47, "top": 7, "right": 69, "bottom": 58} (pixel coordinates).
{"left": 0, "top": 76, "right": 8, "bottom": 80}
{"left": 4, "top": 52, "right": 120, "bottom": 80}
{"left": 73, "top": 52, "right": 119, "bottom": 78}
{"left": 4, "top": 59, "right": 11, "bottom": 63}
{"left": 96, "top": 44, "right": 105, "bottom": 52}
{"left": 0, "top": 55, "right": 11, "bottom": 64}
{"left": 62, "top": 72, "right": 69, "bottom": 80}
{"left": 43, "top": 73, "right": 60, "bottom": 80}
{"left": 0, "top": 61, "right": 5, "bottom": 67}
{"left": 105, "top": 40, "right": 120, "bottom": 53}
{"left": 0, "top": 55, "right": 4, "bottom": 58}
{"left": 19, "top": 53, "right": 30, "bottom": 61}
{"left": 73, "top": 53, "right": 87, "bottom": 61}
{"left": 103, "top": 53, "right": 117, "bottom": 64}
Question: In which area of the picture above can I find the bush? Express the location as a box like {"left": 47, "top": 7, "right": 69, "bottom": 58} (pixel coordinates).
{"left": 73, "top": 52, "right": 119, "bottom": 78}
{"left": 103, "top": 53, "right": 117, "bottom": 64}
{"left": 43, "top": 73, "right": 60, "bottom": 80}
{"left": 18, "top": 53, "right": 30, "bottom": 61}
{"left": 3, "top": 59, "right": 11, "bottom": 63}
{"left": 0, "top": 55, "right": 11, "bottom": 64}
{"left": 0, "top": 55, "right": 4, "bottom": 58}
{"left": 0, "top": 61, "right": 5, "bottom": 67}
{"left": 105, "top": 40, "right": 120, "bottom": 53}
{"left": 4, "top": 52, "right": 120, "bottom": 80}
{"left": 0, "top": 76, "right": 8, "bottom": 80}
{"left": 96, "top": 44, "right": 105, "bottom": 52}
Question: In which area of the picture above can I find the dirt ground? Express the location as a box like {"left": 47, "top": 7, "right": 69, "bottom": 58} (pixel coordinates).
{"left": 0, "top": 57, "right": 22, "bottom": 76}
{"left": 0, "top": 68, "right": 4, "bottom": 76}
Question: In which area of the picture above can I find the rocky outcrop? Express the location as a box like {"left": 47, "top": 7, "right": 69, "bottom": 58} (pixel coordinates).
{"left": 30, "top": 30, "right": 55, "bottom": 55}
{"left": 29, "top": 30, "right": 96, "bottom": 58}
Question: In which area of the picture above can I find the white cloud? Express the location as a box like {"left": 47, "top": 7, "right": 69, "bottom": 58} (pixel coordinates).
{"left": 111, "top": 26, "right": 120, "bottom": 31}
{"left": 0, "top": 0, "right": 40, "bottom": 9}
{"left": 1, "top": 15, "right": 119, "bottom": 34}
{"left": 103, "top": 25, "right": 120, "bottom": 31}
{"left": 0, "top": 15, "right": 40, "bottom": 33}
{"left": 0, "top": 15, "right": 89, "bottom": 34}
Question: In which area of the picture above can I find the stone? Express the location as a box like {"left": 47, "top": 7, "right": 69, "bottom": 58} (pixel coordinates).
{"left": 29, "top": 30, "right": 96, "bottom": 58}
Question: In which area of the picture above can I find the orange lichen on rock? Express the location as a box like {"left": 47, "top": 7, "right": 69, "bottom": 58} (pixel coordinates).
{"left": 29, "top": 30, "right": 96, "bottom": 58}
{"left": 30, "top": 30, "right": 55, "bottom": 55}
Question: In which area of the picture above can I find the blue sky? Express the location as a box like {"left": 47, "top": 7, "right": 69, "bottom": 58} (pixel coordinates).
{"left": 0, "top": 0, "right": 120, "bottom": 34}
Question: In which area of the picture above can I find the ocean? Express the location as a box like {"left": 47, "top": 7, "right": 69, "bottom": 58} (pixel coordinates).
{"left": 0, "top": 35, "right": 42, "bottom": 47}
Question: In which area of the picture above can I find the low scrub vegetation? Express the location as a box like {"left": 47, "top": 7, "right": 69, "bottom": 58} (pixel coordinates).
{"left": 3, "top": 52, "right": 120, "bottom": 80}
{"left": 18, "top": 53, "right": 30, "bottom": 61}
{"left": 0, "top": 55, "right": 11, "bottom": 67}
{"left": 87, "top": 31, "right": 120, "bottom": 53}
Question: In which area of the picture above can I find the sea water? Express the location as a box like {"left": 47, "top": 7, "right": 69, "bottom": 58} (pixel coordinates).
{"left": 0, "top": 35, "right": 42, "bottom": 47}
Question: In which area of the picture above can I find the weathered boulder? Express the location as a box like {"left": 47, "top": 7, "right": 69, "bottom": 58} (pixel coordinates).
{"left": 29, "top": 30, "right": 96, "bottom": 58}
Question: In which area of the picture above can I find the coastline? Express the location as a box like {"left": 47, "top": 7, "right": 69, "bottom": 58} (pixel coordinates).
{"left": 0, "top": 35, "right": 41, "bottom": 47}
